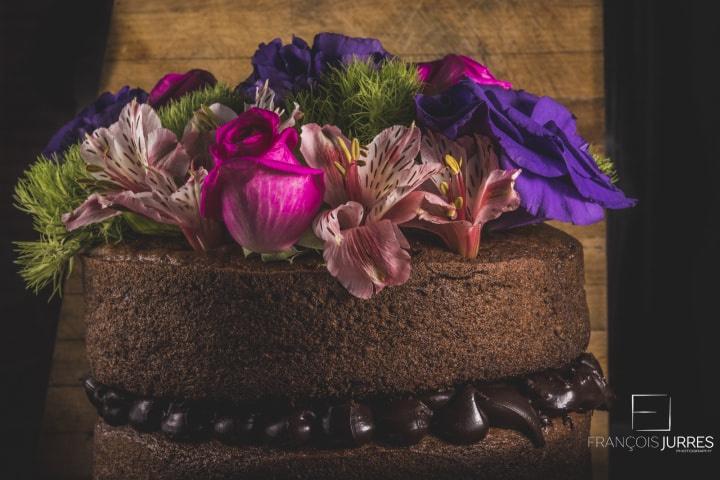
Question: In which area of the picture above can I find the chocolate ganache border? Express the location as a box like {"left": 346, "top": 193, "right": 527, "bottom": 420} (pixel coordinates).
{"left": 82, "top": 354, "right": 611, "bottom": 450}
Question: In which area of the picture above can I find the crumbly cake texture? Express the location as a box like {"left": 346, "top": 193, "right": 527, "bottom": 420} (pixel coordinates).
{"left": 83, "top": 223, "right": 589, "bottom": 402}
{"left": 92, "top": 412, "right": 591, "bottom": 480}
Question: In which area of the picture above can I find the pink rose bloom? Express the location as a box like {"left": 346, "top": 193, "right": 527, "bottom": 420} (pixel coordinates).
{"left": 201, "top": 108, "right": 324, "bottom": 253}
{"left": 417, "top": 54, "right": 511, "bottom": 95}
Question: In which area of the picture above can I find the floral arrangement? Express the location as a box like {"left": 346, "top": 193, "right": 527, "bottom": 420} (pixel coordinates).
{"left": 15, "top": 33, "right": 635, "bottom": 299}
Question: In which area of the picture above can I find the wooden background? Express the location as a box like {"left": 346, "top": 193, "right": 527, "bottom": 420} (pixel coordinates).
{"left": 36, "top": 0, "right": 608, "bottom": 478}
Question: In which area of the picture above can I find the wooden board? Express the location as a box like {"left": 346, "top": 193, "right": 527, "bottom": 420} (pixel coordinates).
{"left": 37, "top": 1, "right": 608, "bottom": 478}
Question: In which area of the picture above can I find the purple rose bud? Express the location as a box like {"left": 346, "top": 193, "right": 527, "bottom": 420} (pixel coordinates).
{"left": 148, "top": 69, "right": 217, "bottom": 108}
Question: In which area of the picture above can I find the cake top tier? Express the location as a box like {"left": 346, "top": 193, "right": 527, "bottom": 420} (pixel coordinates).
{"left": 84, "top": 224, "right": 590, "bottom": 402}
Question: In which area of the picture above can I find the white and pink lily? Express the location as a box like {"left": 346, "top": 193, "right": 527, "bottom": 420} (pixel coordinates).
{"left": 300, "top": 123, "right": 442, "bottom": 299}
{"left": 404, "top": 131, "right": 522, "bottom": 259}
{"left": 62, "top": 99, "right": 224, "bottom": 251}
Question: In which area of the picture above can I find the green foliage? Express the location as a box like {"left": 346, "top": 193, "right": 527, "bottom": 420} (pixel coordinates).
{"left": 124, "top": 212, "right": 181, "bottom": 237}
{"left": 13, "top": 146, "right": 125, "bottom": 297}
{"left": 590, "top": 146, "right": 619, "bottom": 183}
{"left": 14, "top": 84, "right": 244, "bottom": 297}
{"left": 158, "top": 83, "right": 244, "bottom": 137}
{"left": 289, "top": 58, "right": 423, "bottom": 144}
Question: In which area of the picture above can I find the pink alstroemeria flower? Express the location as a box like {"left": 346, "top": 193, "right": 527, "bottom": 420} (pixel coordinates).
{"left": 402, "top": 131, "right": 522, "bottom": 259}
{"left": 62, "top": 99, "right": 224, "bottom": 251}
{"left": 200, "top": 108, "right": 324, "bottom": 253}
{"left": 300, "top": 123, "right": 442, "bottom": 299}
{"left": 418, "top": 54, "right": 512, "bottom": 95}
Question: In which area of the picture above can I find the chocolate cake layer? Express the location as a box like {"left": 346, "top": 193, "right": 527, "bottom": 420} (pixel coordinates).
{"left": 83, "top": 223, "right": 589, "bottom": 402}
{"left": 93, "top": 412, "right": 591, "bottom": 480}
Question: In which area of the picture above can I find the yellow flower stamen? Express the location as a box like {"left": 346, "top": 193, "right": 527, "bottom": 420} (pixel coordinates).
{"left": 446, "top": 207, "right": 458, "bottom": 220}
{"left": 351, "top": 138, "right": 360, "bottom": 161}
{"left": 454, "top": 196, "right": 464, "bottom": 210}
{"left": 439, "top": 181, "right": 449, "bottom": 195}
{"left": 444, "top": 154, "right": 461, "bottom": 175}
{"left": 337, "top": 137, "right": 353, "bottom": 164}
{"left": 333, "top": 161, "right": 347, "bottom": 176}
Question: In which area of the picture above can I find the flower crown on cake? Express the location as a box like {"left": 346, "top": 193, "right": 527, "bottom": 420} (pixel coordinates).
{"left": 15, "top": 33, "right": 635, "bottom": 299}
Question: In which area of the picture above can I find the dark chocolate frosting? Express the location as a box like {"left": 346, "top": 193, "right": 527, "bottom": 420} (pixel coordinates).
{"left": 320, "top": 402, "right": 375, "bottom": 447}
{"left": 433, "top": 385, "right": 489, "bottom": 445}
{"left": 128, "top": 398, "right": 162, "bottom": 432}
{"left": 376, "top": 398, "right": 434, "bottom": 446}
{"left": 523, "top": 353, "right": 612, "bottom": 415}
{"left": 475, "top": 384, "right": 545, "bottom": 447}
{"left": 81, "top": 354, "right": 611, "bottom": 450}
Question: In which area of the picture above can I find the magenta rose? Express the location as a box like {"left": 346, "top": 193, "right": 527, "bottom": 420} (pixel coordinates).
{"left": 201, "top": 108, "right": 324, "bottom": 253}
{"left": 210, "top": 107, "right": 297, "bottom": 165}
{"left": 418, "top": 54, "right": 511, "bottom": 95}
{"left": 148, "top": 69, "right": 216, "bottom": 108}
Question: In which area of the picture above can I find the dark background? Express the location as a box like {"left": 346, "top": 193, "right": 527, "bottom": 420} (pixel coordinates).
{"left": 605, "top": 0, "right": 719, "bottom": 475}
{"left": 1, "top": 0, "right": 718, "bottom": 478}
{"left": 0, "top": 1, "right": 112, "bottom": 478}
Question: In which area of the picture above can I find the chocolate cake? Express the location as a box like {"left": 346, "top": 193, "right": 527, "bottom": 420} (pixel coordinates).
{"left": 13, "top": 29, "right": 633, "bottom": 480}
{"left": 81, "top": 224, "right": 611, "bottom": 479}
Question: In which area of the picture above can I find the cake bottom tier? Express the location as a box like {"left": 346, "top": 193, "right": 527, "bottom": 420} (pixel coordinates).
{"left": 93, "top": 412, "right": 591, "bottom": 480}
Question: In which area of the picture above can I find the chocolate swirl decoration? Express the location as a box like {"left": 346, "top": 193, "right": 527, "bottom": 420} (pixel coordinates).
{"left": 81, "top": 354, "right": 611, "bottom": 450}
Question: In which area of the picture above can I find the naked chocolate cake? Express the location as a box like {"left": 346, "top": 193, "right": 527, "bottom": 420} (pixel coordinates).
{"left": 14, "top": 33, "right": 634, "bottom": 479}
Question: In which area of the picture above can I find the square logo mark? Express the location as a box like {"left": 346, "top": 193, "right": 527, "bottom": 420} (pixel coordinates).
{"left": 631, "top": 394, "right": 671, "bottom": 432}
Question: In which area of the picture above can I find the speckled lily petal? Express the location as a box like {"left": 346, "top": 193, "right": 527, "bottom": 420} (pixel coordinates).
{"left": 314, "top": 202, "right": 411, "bottom": 299}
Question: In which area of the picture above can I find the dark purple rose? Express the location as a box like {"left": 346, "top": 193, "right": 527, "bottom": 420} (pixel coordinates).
{"left": 148, "top": 69, "right": 216, "bottom": 108}
{"left": 415, "top": 80, "right": 636, "bottom": 225}
{"left": 236, "top": 32, "right": 391, "bottom": 102}
{"left": 43, "top": 86, "right": 148, "bottom": 157}
{"left": 310, "top": 32, "right": 390, "bottom": 76}
{"left": 236, "top": 36, "right": 313, "bottom": 102}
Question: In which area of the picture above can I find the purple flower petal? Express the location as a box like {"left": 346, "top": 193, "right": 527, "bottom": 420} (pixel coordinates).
{"left": 43, "top": 86, "right": 148, "bottom": 157}
{"left": 415, "top": 80, "right": 636, "bottom": 225}
{"left": 236, "top": 33, "right": 391, "bottom": 102}
{"left": 311, "top": 32, "right": 391, "bottom": 76}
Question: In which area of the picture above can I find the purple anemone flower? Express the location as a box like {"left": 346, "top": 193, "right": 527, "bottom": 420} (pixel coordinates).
{"left": 43, "top": 86, "right": 148, "bottom": 157}
{"left": 236, "top": 32, "right": 391, "bottom": 102}
{"left": 415, "top": 80, "right": 636, "bottom": 225}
